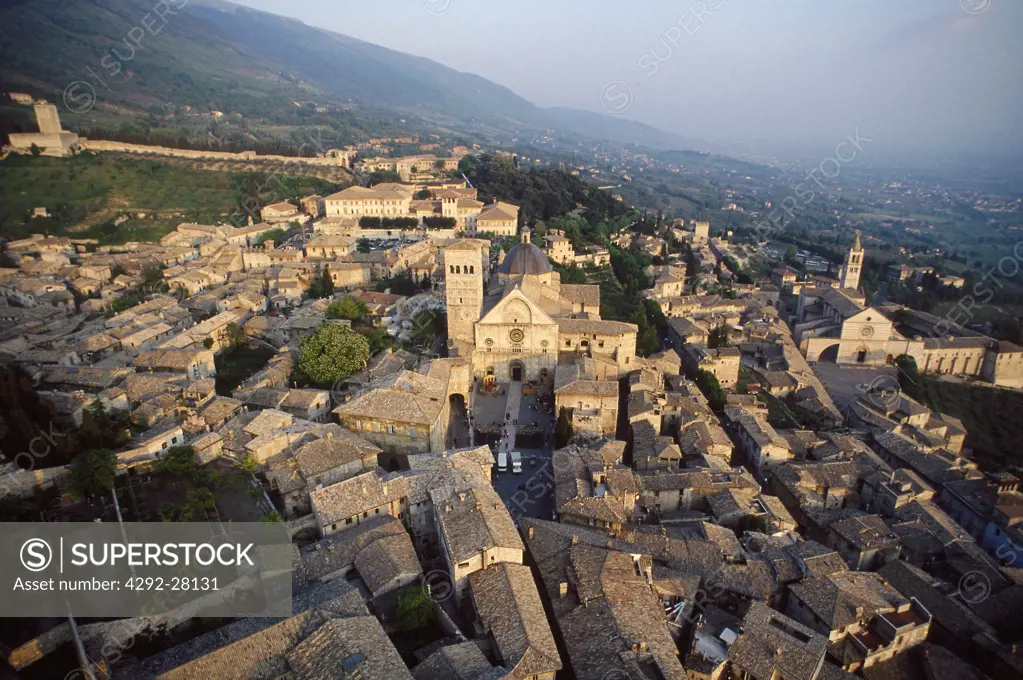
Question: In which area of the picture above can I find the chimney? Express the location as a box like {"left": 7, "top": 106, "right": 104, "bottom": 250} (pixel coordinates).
{"left": 559, "top": 582, "right": 569, "bottom": 598}
{"left": 528, "top": 526, "right": 534, "bottom": 539}
{"left": 571, "top": 535, "right": 579, "bottom": 545}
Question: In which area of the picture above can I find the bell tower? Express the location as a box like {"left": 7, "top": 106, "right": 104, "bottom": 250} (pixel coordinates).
{"left": 445, "top": 241, "right": 484, "bottom": 352}
{"left": 840, "top": 230, "right": 864, "bottom": 291}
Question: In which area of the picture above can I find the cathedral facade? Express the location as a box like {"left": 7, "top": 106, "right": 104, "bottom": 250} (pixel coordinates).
{"left": 445, "top": 234, "right": 637, "bottom": 383}
{"left": 796, "top": 232, "right": 1023, "bottom": 387}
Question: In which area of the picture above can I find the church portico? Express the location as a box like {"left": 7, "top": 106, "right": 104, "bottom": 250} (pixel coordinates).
{"left": 476, "top": 352, "right": 556, "bottom": 383}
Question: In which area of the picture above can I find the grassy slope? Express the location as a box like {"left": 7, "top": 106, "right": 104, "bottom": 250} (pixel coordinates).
{"left": 910, "top": 375, "right": 1023, "bottom": 471}
{"left": 0, "top": 153, "right": 338, "bottom": 242}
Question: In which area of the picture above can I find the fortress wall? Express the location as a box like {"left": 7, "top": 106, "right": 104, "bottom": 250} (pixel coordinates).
{"left": 80, "top": 139, "right": 352, "bottom": 167}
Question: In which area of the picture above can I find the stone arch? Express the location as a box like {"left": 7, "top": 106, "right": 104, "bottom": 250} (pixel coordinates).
{"left": 510, "top": 360, "right": 525, "bottom": 382}
{"left": 814, "top": 343, "right": 841, "bottom": 363}
{"left": 504, "top": 298, "right": 532, "bottom": 325}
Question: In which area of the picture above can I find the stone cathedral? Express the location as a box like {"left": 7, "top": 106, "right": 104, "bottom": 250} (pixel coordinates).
{"left": 445, "top": 232, "right": 638, "bottom": 382}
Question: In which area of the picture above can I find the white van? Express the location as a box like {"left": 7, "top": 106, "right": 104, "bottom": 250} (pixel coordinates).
{"left": 497, "top": 451, "right": 508, "bottom": 472}
{"left": 511, "top": 451, "right": 522, "bottom": 474}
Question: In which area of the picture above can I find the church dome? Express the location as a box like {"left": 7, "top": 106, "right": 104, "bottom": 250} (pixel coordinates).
{"left": 497, "top": 237, "right": 552, "bottom": 276}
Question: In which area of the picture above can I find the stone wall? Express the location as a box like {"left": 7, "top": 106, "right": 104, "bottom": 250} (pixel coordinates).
{"left": 80, "top": 139, "right": 353, "bottom": 167}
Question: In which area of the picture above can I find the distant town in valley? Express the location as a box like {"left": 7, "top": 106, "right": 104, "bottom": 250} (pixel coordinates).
{"left": 1, "top": 2, "right": 1023, "bottom": 680}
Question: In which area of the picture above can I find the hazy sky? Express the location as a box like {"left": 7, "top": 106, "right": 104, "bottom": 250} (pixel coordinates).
{"left": 230, "top": 0, "right": 1023, "bottom": 160}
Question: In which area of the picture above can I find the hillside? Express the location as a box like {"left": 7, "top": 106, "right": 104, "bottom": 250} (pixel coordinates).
{"left": 0, "top": 0, "right": 695, "bottom": 150}
{"left": 0, "top": 153, "right": 339, "bottom": 242}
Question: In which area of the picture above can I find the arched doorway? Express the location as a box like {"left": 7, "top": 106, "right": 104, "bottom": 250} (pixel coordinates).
{"left": 817, "top": 343, "right": 840, "bottom": 363}
{"left": 510, "top": 361, "right": 524, "bottom": 382}
{"left": 856, "top": 347, "right": 868, "bottom": 364}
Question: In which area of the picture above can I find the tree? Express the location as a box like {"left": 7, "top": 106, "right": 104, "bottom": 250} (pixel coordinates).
{"left": 368, "top": 170, "right": 402, "bottom": 185}
{"left": 68, "top": 449, "right": 116, "bottom": 501}
{"left": 375, "top": 270, "right": 418, "bottom": 296}
{"left": 894, "top": 354, "right": 920, "bottom": 399}
{"left": 411, "top": 308, "right": 446, "bottom": 349}
{"left": 556, "top": 264, "right": 587, "bottom": 284}
{"left": 695, "top": 369, "right": 727, "bottom": 410}
{"left": 30, "top": 143, "right": 41, "bottom": 157}
{"left": 395, "top": 586, "right": 437, "bottom": 632}
{"left": 152, "top": 445, "right": 200, "bottom": 478}
{"left": 224, "top": 322, "right": 249, "bottom": 349}
{"left": 415, "top": 189, "right": 433, "bottom": 200}
{"left": 738, "top": 514, "right": 769, "bottom": 534}
{"left": 356, "top": 238, "right": 372, "bottom": 253}
{"left": 708, "top": 324, "right": 729, "bottom": 349}
{"left": 298, "top": 323, "right": 371, "bottom": 386}
{"left": 139, "top": 264, "right": 163, "bottom": 286}
{"left": 327, "top": 295, "right": 368, "bottom": 321}
{"left": 306, "top": 266, "right": 335, "bottom": 299}
{"left": 254, "top": 228, "right": 287, "bottom": 247}
{"left": 357, "top": 326, "right": 395, "bottom": 353}
{"left": 784, "top": 245, "right": 800, "bottom": 268}
{"left": 555, "top": 407, "right": 574, "bottom": 448}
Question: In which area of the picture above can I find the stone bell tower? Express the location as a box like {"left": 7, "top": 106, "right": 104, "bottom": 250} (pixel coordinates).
{"left": 445, "top": 240, "right": 484, "bottom": 352}
{"left": 839, "top": 230, "right": 864, "bottom": 291}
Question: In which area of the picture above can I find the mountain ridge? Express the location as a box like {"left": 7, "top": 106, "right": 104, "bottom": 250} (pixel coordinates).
{"left": 0, "top": 0, "right": 700, "bottom": 151}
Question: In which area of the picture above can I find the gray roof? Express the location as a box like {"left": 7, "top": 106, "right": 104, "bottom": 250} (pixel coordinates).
{"left": 469, "top": 563, "right": 562, "bottom": 677}
{"left": 788, "top": 571, "right": 909, "bottom": 632}
{"left": 352, "top": 532, "right": 421, "bottom": 596}
{"left": 436, "top": 486, "right": 523, "bottom": 562}
{"left": 496, "top": 242, "right": 552, "bottom": 276}
{"left": 284, "top": 616, "right": 414, "bottom": 680}
{"left": 727, "top": 601, "right": 828, "bottom": 680}
{"left": 412, "top": 641, "right": 494, "bottom": 680}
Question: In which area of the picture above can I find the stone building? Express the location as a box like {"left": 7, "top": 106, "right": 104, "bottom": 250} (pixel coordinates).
{"left": 474, "top": 201, "right": 519, "bottom": 236}
{"left": 6, "top": 102, "right": 80, "bottom": 157}
{"left": 260, "top": 201, "right": 302, "bottom": 224}
{"left": 444, "top": 234, "right": 637, "bottom": 383}
{"left": 324, "top": 181, "right": 510, "bottom": 234}
{"left": 681, "top": 344, "right": 741, "bottom": 388}
{"left": 445, "top": 240, "right": 487, "bottom": 349}
{"left": 333, "top": 358, "right": 471, "bottom": 456}
{"left": 839, "top": 230, "right": 865, "bottom": 290}
{"left": 544, "top": 229, "right": 575, "bottom": 264}
{"left": 797, "top": 239, "right": 1023, "bottom": 387}
{"left": 554, "top": 362, "right": 619, "bottom": 437}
